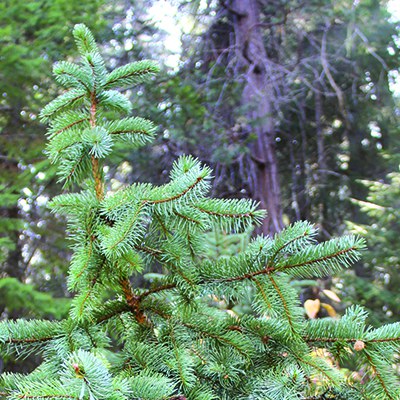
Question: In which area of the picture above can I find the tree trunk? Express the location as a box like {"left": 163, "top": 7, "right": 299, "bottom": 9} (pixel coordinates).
{"left": 231, "top": 0, "right": 284, "bottom": 235}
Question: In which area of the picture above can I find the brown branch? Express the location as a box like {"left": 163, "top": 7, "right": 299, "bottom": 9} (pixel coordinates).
{"left": 76, "top": 240, "right": 93, "bottom": 279}
{"left": 154, "top": 212, "right": 171, "bottom": 236}
{"left": 305, "top": 336, "right": 355, "bottom": 343}
{"left": 65, "top": 151, "right": 86, "bottom": 183}
{"left": 305, "top": 336, "right": 400, "bottom": 344}
{"left": 182, "top": 322, "right": 248, "bottom": 356}
{"left": 89, "top": 91, "right": 104, "bottom": 200}
{"left": 138, "top": 284, "right": 176, "bottom": 301}
{"left": 91, "top": 157, "right": 103, "bottom": 200}
{"left": 108, "top": 202, "right": 146, "bottom": 250}
{"left": 365, "top": 353, "right": 394, "bottom": 400}
{"left": 56, "top": 142, "right": 80, "bottom": 155}
{"left": 109, "top": 129, "right": 151, "bottom": 136}
{"left": 163, "top": 260, "right": 194, "bottom": 286}
{"left": 120, "top": 278, "right": 147, "bottom": 324}
{"left": 105, "top": 67, "right": 157, "bottom": 88}
{"left": 7, "top": 336, "right": 54, "bottom": 344}
{"left": 252, "top": 277, "right": 272, "bottom": 309}
{"left": 135, "top": 245, "right": 162, "bottom": 257}
{"left": 219, "top": 268, "right": 267, "bottom": 283}
{"left": 190, "top": 345, "right": 208, "bottom": 364}
{"left": 41, "top": 93, "right": 85, "bottom": 120}
{"left": 59, "top": 71, "right": 90, "bottom": 91}
{"left": 150, "top": 176, "right": 204, "bottom": 204}
{"left": 268, "top": 274, "right": 296, "bottom": 334}
{"left": 220, "top": 246, "right": 358, "bottom": 283}
{"left": 368, "top": 337, "right": 400, "bottom": 343}
{"left": 268, "top": 230, "right": 310, "bottom": 265}
{"left": 135, "top": 245, "right": 194, "bottom": 286}
{"left": 78, "top": 276, "right": 98, "bottom": 317}
{"left": 282, "top": 247, "right": 357, "bottom": 270}
{"left": 96, "top": 304, "right": 130, "bottom": 323}
{"left": 293, "top": 353, "right": 335, "bottom": 383}
{"left": 173, "top": 210, "right": 202, "bottom": 225}
{"left": 52, "top": 117, "right": 89, "bottom": 136}
{"left": 194, "top": 206, "right": 253, "bottom": 219}
{"left": 145, "top": 305, "right": 172, "bottom": 321}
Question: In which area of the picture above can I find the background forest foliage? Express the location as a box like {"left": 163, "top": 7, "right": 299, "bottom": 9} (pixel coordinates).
{"left": 0, "top": 0, "right": 399, "bottom": 375}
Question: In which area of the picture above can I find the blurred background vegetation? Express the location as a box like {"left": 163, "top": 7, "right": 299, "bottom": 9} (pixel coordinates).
{"left": 0, "top": 0, "right": 399, "bottom": 372}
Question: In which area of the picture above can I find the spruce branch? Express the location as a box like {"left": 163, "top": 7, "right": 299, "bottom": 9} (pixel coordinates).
{"left": 364, "top": 351, "right": 398, "bottom": 400}
{"left": 2, "top": 23, "right": 399, "bottom": 400}
{"left": 200, "top": 235, "right": 365, "bottom": 284}
{"left": 268, "top": 221, "right": 318, "bottom": 265}
{"left": 53, "top": 61, "right": 93, "bottom": 91}
{"left": 95, "top": 301, "right": 131, "bottom": 323}
{"left": 47, "top": 111, "right": 89, "bottom": 139}
{"left": 0, "top": 320, "right": 63, "bottom": 359}
{"left": 104, "top": 60, "right": 160, "bottom": 90}
{"left": 39, "top": 89, "right": 86, "bottom": 122}
{"left": 138, "top": 284, "right": 177, "bottom": 301}
{"left": 304, "top": 336, "right": 400, "bottom": 344}
{"left": 267, "top": 274, "right": 297, "bottom": 335}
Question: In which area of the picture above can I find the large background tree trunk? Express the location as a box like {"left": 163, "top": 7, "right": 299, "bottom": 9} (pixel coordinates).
{"left": 231, "top": 0, "right": 284, "bottom": 234}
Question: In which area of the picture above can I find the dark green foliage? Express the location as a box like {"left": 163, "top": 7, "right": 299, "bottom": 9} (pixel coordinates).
{"left": 0, "top": 0, "right": 106, "bottom": 333}
{"left": 346, "top": 171, "right": 400, "bottom": 324}
{"left": 0, "top": 25, "right": 399, "bottom": 400}
{"left": 165, "top": 0, "right": 399, "bottom": 236}
{"left": 0, "top": 278, "right": 70, "bottom": 319}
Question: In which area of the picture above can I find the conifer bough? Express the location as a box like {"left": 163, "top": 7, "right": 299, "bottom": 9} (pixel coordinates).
{"left": 1, "top": 24, "right": 400, "bottom": 400}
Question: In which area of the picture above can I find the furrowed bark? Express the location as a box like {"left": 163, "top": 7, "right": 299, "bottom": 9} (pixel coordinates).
{"left": 231, "top": 0, "right": 284, "bottom": 234}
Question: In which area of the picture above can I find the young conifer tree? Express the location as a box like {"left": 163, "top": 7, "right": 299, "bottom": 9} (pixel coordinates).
{"left": 1, "top": 24, "right": 400, "bottom": 400}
